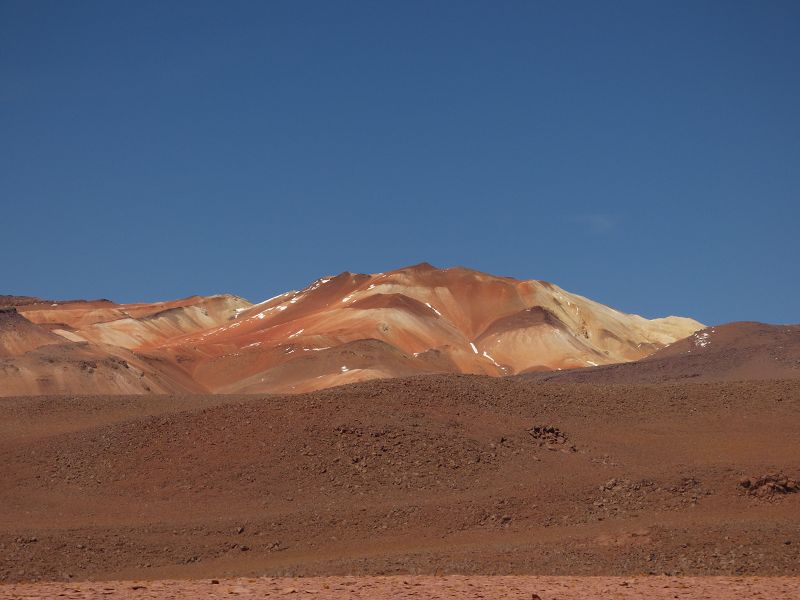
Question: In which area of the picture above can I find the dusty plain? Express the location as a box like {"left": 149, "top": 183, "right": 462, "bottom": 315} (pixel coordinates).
{"left": 1, "top": 575, "right": 799, "bottom": 599}
{"left": 1, "top": 375, "right": 798, "bottom": 598}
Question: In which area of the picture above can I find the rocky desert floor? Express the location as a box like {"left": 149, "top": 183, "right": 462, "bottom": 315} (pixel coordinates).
{"left": 1, "top": 575, "right": 799, "bottom": 599}
{"left": 1, "top": 375, "right": 799, "bottom": 597}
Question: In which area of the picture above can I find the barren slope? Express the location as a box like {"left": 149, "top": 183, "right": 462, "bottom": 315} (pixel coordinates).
{"left": 1, "top": 265, "right": 702, "bottom": 395}
{"left": 531, "top": 322, "right": 800, "bottom": 384}
{"left": 0, "top": 308, "right": 65, "bottom": 357}
{"left": 1, "top": 296, "right": 249, "bottom": 396}
{"left": 1, "top": 375, "right": 798, "bottom": 582}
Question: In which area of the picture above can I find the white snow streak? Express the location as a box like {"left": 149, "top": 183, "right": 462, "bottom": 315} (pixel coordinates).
{"left": 260, "top": 291, "right": 294, "bottom": 305}
{"left": 308, "top": 278, "right": 332, "bottom": 291}
{"left": 482, "top": 350, "right": 502, "bottom": 369}
{"left": 694, "top": 331, "right": 711, "bottom": 348}
{"left": 425, "top": 302, "right": 443, "bottom": 317}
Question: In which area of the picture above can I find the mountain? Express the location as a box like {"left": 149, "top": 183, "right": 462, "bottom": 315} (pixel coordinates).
{"left": 529, "top": 322, "right": 800, "bottom": 384}
{"left": 0, "top": 264, "right": 703, "bottom": 396}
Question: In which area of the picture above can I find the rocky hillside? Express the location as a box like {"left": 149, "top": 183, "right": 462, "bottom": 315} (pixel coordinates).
{"left": 0, "top": 264, "right": 703, "bottom": 395}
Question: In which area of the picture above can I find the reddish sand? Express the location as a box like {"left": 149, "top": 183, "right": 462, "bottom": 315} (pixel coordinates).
{"left": 2, "top": 376, "right": 798, "bottom": 584}
{"left": 1, "top": 576, "right": 798, "bottom": 599}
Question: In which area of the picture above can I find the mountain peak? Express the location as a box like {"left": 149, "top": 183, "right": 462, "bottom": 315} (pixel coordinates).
{"left": 0, "top": 264, "right": 704, "bottom": 396}
{"left": 401, "top": 262, "right": 438, "bottom": 271}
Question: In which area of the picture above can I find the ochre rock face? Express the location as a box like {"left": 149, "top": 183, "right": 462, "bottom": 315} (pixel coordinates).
{"left": 0, "top": 264, "right": 703, "bottom": 395}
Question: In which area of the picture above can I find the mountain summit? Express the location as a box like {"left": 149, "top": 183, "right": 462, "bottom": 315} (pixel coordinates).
{"left": 0, "top": 264, "right": 702, "bottom": 395}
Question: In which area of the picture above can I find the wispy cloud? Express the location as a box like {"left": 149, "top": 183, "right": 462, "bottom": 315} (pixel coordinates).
{"left": 569, "top": 214, "right": 616, "bottom": 234}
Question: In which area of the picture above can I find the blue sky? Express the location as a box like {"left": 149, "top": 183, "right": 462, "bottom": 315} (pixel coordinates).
{"left": 1, "top": 1, "right": 798, "bottom": 325}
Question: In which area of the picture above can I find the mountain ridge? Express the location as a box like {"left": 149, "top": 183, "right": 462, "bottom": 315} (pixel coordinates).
{"left": 0, "top": 264, "right": 703, "bottom": 396}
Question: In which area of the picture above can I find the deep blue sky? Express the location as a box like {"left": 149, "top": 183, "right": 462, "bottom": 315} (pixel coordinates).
{"left": 2, "top": 1, "right": 798, "bottom": 325}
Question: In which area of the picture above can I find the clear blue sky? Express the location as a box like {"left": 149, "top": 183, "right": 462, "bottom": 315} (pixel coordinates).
{"left": 2, "top": 1, "right": 798, "bottom": 325}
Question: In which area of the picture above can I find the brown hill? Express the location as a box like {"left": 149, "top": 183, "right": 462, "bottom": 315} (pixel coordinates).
{"left": 1, "top": 375, "right": 798, "bottom": 581}
{"left": 0, "top": 296, "right": 50, "bottom": 307}
{"left": 0, "top": 307, "right": 66, "bottom": 357}
{"left": 530, "top": 322, "right": 800, "bottom": 384}
{"left": 1, "top": 265, "right": 702, "bottom": 395}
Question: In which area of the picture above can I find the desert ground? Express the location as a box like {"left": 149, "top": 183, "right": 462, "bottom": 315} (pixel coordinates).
{"left": 1, "top": 375, "right": 798, "bottom": 597}
{"left": 1, "top": 575, "right": 798, "bottom": 599}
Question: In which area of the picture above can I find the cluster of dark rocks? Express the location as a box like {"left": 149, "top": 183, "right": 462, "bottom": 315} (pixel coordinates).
{"left": 739, "top": 473, "right": 799, "bottom": 498}
{"left": 528, "top": 425, "right": 575, "bottom": 452}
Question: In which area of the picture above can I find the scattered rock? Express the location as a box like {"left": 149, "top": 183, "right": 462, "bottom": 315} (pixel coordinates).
{"left": 739, "top": 473, "right": 799, "bottom": 498}
{"left": 528, "top": 425, "right": 575, "bottom": 451}
{"left": 14, "top": 536, "right": 37, "bottom": 544}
